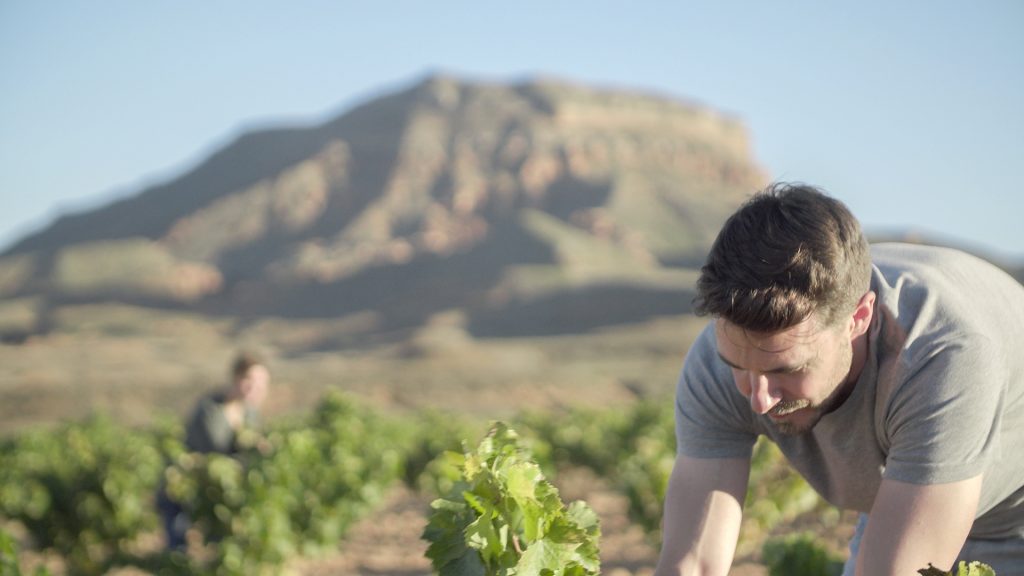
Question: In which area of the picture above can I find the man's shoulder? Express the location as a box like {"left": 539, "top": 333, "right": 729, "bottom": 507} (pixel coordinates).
{"left": 197, "top": 390, "right": 227, "bottom": 408}
{"left": 187, "top": 391, "right": 227, "bottom": 424}
{"left": 870, "top": 242, "right": 1015, "bottom": 280}
{"left": 681, "top": 322, "right": 723, "bottom": 375}
{"left": 870, "top": 242, "right": 1022, "bottom": 328}
{"left": 678, "top": 321, "right": 742, "bottom": 402}
{"left": 872, "top": 242, "right": 979, "bottom": 267}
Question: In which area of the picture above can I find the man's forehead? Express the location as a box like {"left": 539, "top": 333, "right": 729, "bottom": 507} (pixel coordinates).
{"left": 714, "top": 317, "right": 822, "bottom": 354}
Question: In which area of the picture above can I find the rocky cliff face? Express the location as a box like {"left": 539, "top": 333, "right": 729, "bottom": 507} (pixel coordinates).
{"left": 0, "top": 75, "right": 765, "bottom": 339}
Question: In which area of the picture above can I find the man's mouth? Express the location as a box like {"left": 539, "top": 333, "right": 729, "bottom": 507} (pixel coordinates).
{"left": 768, "top": 401, "right": 810, "bottom": 418}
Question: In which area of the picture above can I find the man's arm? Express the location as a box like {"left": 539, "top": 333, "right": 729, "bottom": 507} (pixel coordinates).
{"left": 854, "top": 474, "right": 983, "bottom": 576}
{"left": 654, "top": 454, "right": 750, "bottom": 576}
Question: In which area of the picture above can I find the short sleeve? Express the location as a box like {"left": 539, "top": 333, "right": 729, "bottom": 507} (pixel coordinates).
{"left": 675, "top": 322, "right": 758, "bottom": 459}
{"left": 882, "top": 333, "right": 1005, "bottom": 484}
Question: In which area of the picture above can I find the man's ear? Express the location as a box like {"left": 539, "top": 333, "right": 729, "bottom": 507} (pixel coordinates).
{"left": 850, "top": 291, "right": 876, "bottom": 338}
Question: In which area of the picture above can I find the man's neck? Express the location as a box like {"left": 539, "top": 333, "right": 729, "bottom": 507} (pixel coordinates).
{"left": 847, "top": 326, "right": 871, "bottom": 386}
{"left": 821, "top": 326, "right": 871, "bottom": 416}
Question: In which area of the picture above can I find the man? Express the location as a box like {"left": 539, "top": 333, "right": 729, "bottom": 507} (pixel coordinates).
{"left": 654, "top": 183, "right": 1024, "bottom": 575}
{"left": 183, "top": 352, "right": 270, "bottom": 455}
{"left": 159, "top": 351, "right": 270, "bottom": 550}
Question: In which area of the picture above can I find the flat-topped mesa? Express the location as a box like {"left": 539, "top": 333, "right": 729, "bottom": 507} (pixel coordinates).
{"left": 401, "top": 74, "right": 761, "bottom": 179}
{"left": 0, "top": 74, "right": 766, "bottom": 329}
{"left": 356, "top": 75, "right": 763, "bottom": 265}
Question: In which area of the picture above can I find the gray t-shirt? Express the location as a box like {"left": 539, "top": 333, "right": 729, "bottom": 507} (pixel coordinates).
{"left": 184, "top": 391, "right": 260, "bottom": 455}
{"left": 675, "top": 243, "right": 1024, "bottom": 538}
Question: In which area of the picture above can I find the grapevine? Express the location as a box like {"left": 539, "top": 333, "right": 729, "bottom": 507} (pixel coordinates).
{"left": 423, "top": 422, "right": 601, "bottom": 575}
{"left": 0, "top": 416, "right": 164, "bottom": 574}
{"left": 919, "top": 562, "right": 996, "bottom": 576}
{"left": 164, "top": 390, "right": 409, "bottom": 574}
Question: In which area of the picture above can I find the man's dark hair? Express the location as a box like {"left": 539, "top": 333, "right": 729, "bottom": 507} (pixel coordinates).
{"left": 231, "top": 351, "right": 264, "bottom": 380}
{"left": 695, "top": 182, "right": 871, "bottom": 332}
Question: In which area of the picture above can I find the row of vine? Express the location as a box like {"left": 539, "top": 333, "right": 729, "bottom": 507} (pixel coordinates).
{"left": 0, "top": 390, "right": 993, "bottom": 575}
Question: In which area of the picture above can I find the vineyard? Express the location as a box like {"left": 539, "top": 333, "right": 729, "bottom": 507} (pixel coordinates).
{"left": 0, "top": 388, "right": 956, "bottom": 575}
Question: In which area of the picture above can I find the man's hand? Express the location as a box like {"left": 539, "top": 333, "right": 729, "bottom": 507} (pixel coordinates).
{"left": 654, "top": 454, "right": 750, "bottom": 576}
{"left": 855, "top": 474, "right": 982, "bottom": 576}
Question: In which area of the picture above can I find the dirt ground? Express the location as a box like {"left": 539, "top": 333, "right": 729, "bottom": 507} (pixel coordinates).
{"left": 286, "top": 467, "right": 772, "bottom": 576}
{"left": 12, "top": 464, "right": 850, "bottom": 575}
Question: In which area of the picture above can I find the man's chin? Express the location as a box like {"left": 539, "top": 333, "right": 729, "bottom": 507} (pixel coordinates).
{"left": 769, "top": 408, "right": 820, "bottom": 435}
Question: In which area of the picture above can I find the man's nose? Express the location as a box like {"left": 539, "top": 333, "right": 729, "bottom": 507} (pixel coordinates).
{"left": 749, "top": 373, "right": 780, "bottom": 414}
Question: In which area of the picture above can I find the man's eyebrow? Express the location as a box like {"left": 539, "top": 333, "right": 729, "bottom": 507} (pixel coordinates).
{"left": 716, "top": 352, "right": 808, "bottom": 374}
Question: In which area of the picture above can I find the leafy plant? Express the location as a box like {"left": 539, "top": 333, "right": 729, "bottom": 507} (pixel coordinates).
{"left": 741, "top": 438, "right": 831, "bottom": 555}
{"left": 401, "top": 409, "right": 483, "bottom": 494}
{"left": 1, "top": 527, "right": 52, "bottom": 576}
{"left": 165, "top": 390, "right": 409, "bottom": 574}
{"left": 919, "top": 561, "right": 996, "bottom": 576}
{"left": 0, "top": 417, "right": 164, "bottom": 574}
{"left": 762, "top": 532, "right": 843, "bottom": 576}
{"left": 423, "top": 422, "right": 600, "bottom": 575}
{"left": 517, "top": 398, "right": 676, "bottom": 537}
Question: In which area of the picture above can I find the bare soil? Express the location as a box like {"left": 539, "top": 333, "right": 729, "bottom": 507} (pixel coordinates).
{"left": 10, "top": 465, "right": 854, "bottom": 575}
{"left": 286, "top": 467, "right": 773, "bottom": 576}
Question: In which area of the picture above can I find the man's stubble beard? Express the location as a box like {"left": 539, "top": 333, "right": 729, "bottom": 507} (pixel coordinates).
{"left": 773, "top": 340, "right": 855, "bottom": 436}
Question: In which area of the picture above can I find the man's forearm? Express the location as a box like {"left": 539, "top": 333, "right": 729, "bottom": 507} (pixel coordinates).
{"left": 654, "top": 455, "right": 749, "bottom": 576}
{"left": 854, "top": 475, "right": 982, "bottom": 576}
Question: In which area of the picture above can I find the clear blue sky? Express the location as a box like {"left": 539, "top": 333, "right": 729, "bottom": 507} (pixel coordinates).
{"left": 2, "top": 1, "right": 1022, "bottom": 259}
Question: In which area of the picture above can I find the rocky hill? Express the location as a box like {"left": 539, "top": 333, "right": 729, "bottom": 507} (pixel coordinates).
{"left": 0, "top": 75, "right": 765, "bottom": 343}
{"left": 0, "top": 75, "right": 767, "bottom": 429}
{"left": 4, "top": 75, "right": 1019, "bottom": 431}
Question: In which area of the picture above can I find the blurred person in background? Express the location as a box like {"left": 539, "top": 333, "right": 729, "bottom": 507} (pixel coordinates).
{"left": 654, "top": 183, "right": 1024, "bottom": 576}
{"left": 158, "top": 351, "right": 270, "bottom": 550}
